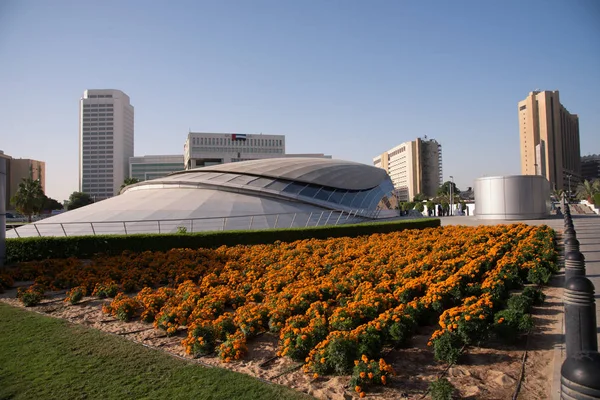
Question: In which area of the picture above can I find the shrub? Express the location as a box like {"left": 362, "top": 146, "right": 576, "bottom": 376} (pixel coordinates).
{"left": 0, "top": 272, "right": 14, "bottom": 291}
{"left": 415, "top": 202, "right": 425, "bottom": 213}
{"left": 433, "top": 332, "right": 464, "bottom": 365}
{"left": 65, "top": 286, "right": 86, "bottom": 304}
{"left": 103, "top": 293, "right": 140, "bottom": 322}
{"left": 507, "top": 294, "right": 533, "bottom": 314}
{"left": 92, "top": 281, "right": 120, "bottom": 299}
{"left": 429, "top": 378, "right": 456, "bottom": 400}
{"left": 522, "top": 286, "right": 546, "bottom": 306}
{"left": 218, "top": 331, "right": 247, "bottom": 362}
{"left": 349, "top": 356, "right": 395, "bottom": 395}
{"left": 17, "top": 285, "right": 45, "bottom": 307}
{"left": 493, "top": 309, "right": 534, "bottom": 342}
{"left": 527, "top": 266, "right": 553, "bottom": 285}
{"left": 182, "top": 320, "right": 216, "bottom": 357}
{"left": 6, "top": 218, "right": 441, "bottom": 263}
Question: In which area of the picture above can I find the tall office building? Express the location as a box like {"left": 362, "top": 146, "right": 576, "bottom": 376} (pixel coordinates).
{"left": 79, "top": 89, "right": 134, "bottom": 200}
{"left": 373, "top": 137, "right": 442, "bottom": 202}
{"left": 184, "top": 132, "right": 286, "bottom": 169}
{"left": 518, "top": 90, "right": 581, "bottom": 191}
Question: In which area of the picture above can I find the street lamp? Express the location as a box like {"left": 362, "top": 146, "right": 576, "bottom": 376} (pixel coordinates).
{"left": 566, "top": 174, "right": 572, "bottom": 203}
{"left": 449, "top": 176, "right": 454, "bottom": 216}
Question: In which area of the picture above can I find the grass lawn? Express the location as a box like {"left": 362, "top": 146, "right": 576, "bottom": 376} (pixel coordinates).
{"left": 0, "top": 303, "right": 312, "bottom": 400}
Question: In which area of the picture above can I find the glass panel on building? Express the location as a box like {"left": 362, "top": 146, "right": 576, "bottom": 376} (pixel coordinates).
{"left": 314, "top": 187, "right": 334, "bottom": 202}
{"left": 282, "top": 182, "right": 307, "bottom": 194}
{"left": 299, "top": 184, "right": 321, "bottom": 198}
{"left": 265, "top": 180, "right": 290, "bottom": 192}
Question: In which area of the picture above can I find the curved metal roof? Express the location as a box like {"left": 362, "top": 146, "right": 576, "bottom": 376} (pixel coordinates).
{"left": 167, "top": 158, "right": 388, "bottom": 190}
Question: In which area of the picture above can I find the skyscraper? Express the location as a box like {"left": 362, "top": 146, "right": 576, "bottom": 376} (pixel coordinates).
{"left": 373, "top": 137, "right": 442, "bottom": 201}
{"left": 518, "top": 90, "right": 581, "bottom": 191}
{"left": 79, "top": 89, "right": 134, "bottom": 200}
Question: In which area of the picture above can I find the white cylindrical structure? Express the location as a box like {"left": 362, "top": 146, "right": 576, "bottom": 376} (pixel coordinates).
{"left": 474, "top": 175, "right": 551, "bottom": 220}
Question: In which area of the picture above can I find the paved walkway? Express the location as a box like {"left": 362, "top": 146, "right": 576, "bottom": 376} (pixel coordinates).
{"left": 439, "top": 213, "right": 600, "bottom": 399}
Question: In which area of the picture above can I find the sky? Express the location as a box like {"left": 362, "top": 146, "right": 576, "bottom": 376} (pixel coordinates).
{"left": 0, "top": 0, "right": 599, "bottom": 202}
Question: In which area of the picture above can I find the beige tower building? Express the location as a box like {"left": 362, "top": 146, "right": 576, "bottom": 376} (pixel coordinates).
{"left": 7, "top": 157, "right": 46, "bottom": 208}
{"left": 518, "top": 90, "right": 581, "bottom": 191}
{"left": 373, "top": 137, "right": 442, "bottom": 202}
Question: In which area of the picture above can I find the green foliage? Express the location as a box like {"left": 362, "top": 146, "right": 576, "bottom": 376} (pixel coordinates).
{"left": 576, "top": 179, "right": 600, "bottom": 201}
{"left": 594, "top": 193, "right": 600, "bottom": 206}
{"left": 6, "top": 218, "right": 441, "bottom": 263}
{"left": 92, "top": 281, "right": 120, "bottom": 298}
{"left": 41, "top": 196, "right": 64, "bottom": 212}
{"left": 433, "top": 331, "right": 464, "bottom": 365}
{"left": 527, "top": 265, "right": 553, "bottom": 285}
{"left": 429, "top": 378, "right": 456, "bottom": 400}
{"left": 413, "top": 193, "right": 427, "bottom": 202}
{"left": 176, "top": 226, "right": 188, "bottom": 234}
{"left": 188, "top": 323, "right": 216, "bottom": 357}
{"left": 493, "top": 309, "right": 534, "bottom": 342}
{"left": 522, "top": 286, "right": 546, "bottom": 306}
{"left": 120, "top": 178, "right": 141, "bottom": 193}
{"left": 17, "top": 285, "right": 45, "bottom": 307}
{"left": 65, "top": 286, "right": 85, "bottom": 305}
{"left": 10, "top": 178, "right": 45, "bottom": 222}
{"left": 67, "top": 191, "right": 94, "bottom": 210}
{"left": 507, "top": 294, "right": 533, "bottom": 314}
{"left": 414, "top": 202, "right": 425, "bottom": 213}
{"left": 437, "top": 181, "right": 461, "bottom": 196}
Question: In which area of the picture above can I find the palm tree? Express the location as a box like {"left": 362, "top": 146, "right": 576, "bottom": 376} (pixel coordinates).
{"left": 119, "top": 177, "right": 140, "bottom": 193}
{"left": 11, "top": 178, "right": 45, "bottom": 222}
{"left": 576, "top": 179, "right": 600, "bottom": 203}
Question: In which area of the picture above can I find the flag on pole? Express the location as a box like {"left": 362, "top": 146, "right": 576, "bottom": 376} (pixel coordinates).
{"left": 232, "top": 134, "right": 247, "bottom": 141}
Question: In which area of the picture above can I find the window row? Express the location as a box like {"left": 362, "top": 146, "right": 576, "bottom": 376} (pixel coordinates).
{"left": 191, "top": 147, "right": 283, "bottom": 154}
{"left": 83, "top": 103, "right": 114, "bottom": 107}
{"left": 83, "top": 118, "right": 114, "bottom": 122}
{"left": 192, "top": 137, "right": 283, "bottom": 147}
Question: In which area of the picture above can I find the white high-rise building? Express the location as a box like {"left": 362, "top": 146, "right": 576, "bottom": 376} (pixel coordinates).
{"left": 79, "top": 89, "right": 134, "bottom": 200}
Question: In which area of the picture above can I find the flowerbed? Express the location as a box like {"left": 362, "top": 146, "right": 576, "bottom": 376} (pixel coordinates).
{"left": 1, "top": 224, "right": 557, "bottom": 394}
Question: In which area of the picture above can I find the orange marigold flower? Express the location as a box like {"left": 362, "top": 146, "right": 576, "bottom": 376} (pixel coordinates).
{"left": 381, "top": 375, "right": 387, "bottom": 384}
{"left": 359, "top": 392, "right": 365, "bottom": 398}
{"left": 359, "top": 372, "right": 366, "bottom": 379}
{"left": 355, "top": 385, "right": 362, "bottom": 393}
{"left": 313, "top": 373, "right": 319, "bottom": 379}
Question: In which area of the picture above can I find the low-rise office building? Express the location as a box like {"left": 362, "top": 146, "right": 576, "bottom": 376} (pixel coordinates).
{"left": 129, "top": 155, "right": 185, "bottom": 182}
{"left": 184, "top": 132, "right": 286, "bottom": 170}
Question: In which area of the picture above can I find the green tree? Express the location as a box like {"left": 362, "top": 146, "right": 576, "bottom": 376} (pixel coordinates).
{"left": 67, "top": 192, "right": 94, "bottom": 210}
{"left": 414, "top": 202, "right": 425, "bottom": 213}
{"left": 413, "top": 193, "right": 427, "bottom": 202}
{"left": 10, "top": 178, "right": 45, "bottom": 222}
{"left": 41, "top": 195, "right": 64, "bottom": 212}
{"left": 120, "top": 178, "right": 140, "bottom": 193}
{"left": 437, "top": 181, "right": 461, "bottom": 196}
{"left": 576, "top": 179, "right": 600, "bottom": 203}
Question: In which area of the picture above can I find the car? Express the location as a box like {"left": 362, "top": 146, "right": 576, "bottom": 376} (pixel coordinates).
{"left": 6, "top": 212, "right": 27, "bottom": 223}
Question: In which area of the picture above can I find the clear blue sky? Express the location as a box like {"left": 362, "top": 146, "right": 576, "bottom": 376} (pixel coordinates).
{"left": 1, "top": 0, "right": 599, "bottom": 201}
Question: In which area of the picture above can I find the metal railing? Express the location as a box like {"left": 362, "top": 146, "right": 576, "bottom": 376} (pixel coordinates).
{"left": 8, "top": 208, "right": 397, "bottom": 238}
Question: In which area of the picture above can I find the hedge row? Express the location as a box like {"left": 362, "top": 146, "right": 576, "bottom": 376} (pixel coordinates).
{"left": 6, "top": 218, "right": 441, "bottom": 263}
